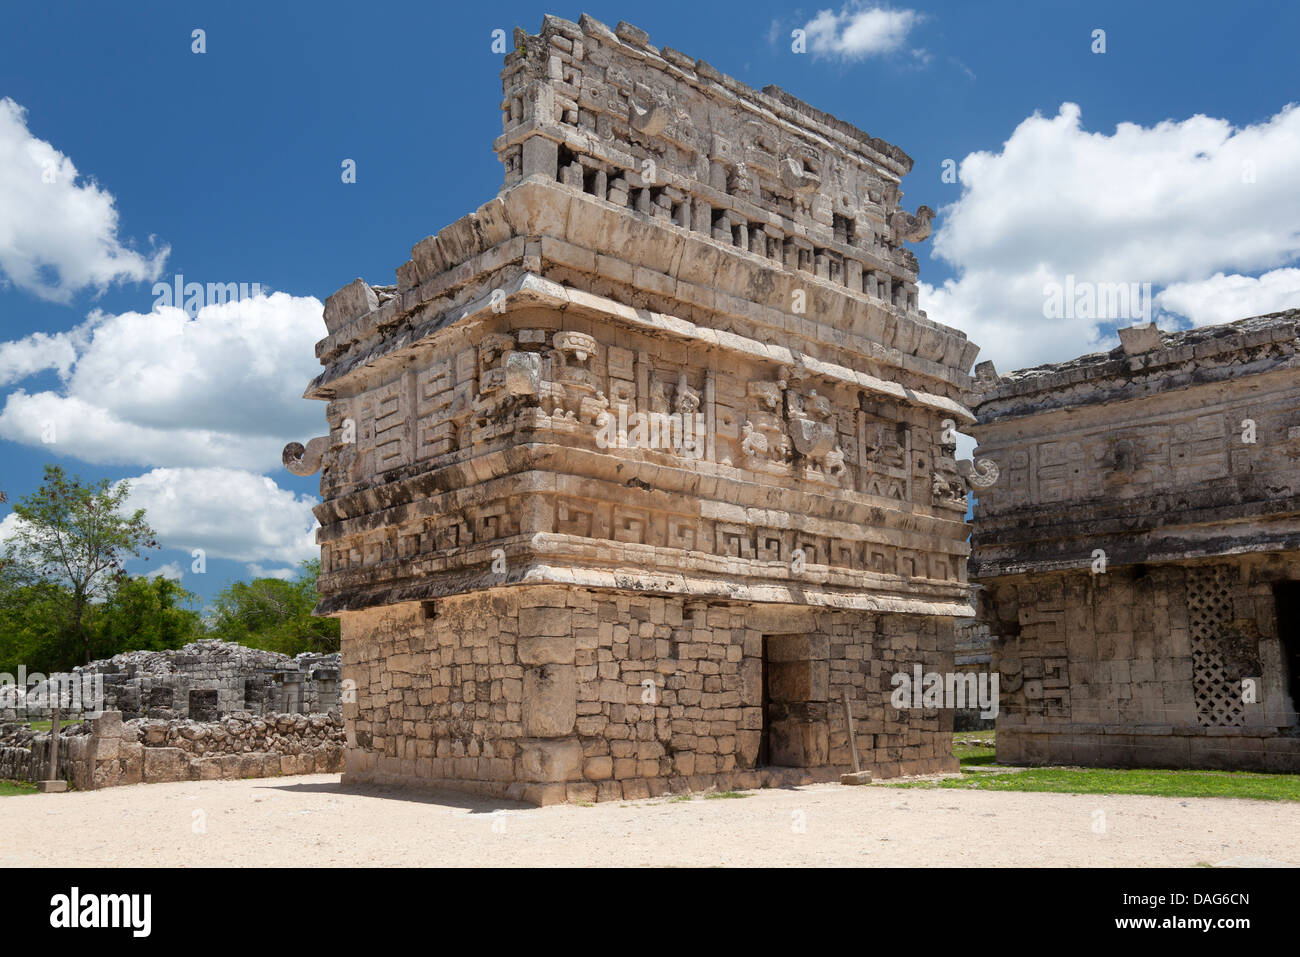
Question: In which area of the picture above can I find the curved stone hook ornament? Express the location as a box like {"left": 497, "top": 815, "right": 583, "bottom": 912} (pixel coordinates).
{"left": 628, "top": 97, "right": 667, "bottom": 136}
{"left": 957, "top": 457, "right": 1000, "bottom": 488}
{"left": 283, "top": 436, "right": 330, "bottom": 476}
{"left": 889, "top": 205, "right": 934, "bottom": 245}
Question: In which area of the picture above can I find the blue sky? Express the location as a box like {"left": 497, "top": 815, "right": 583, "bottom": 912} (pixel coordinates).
{"left": 1, "top": 0, "right": 1297, "bottom": 603}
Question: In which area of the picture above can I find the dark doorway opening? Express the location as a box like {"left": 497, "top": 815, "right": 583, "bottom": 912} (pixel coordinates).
{"left": 188, "top": 689, "right": 219, "bottom": 722}
{"left": 1274, "top": 582, "right": 1300, "bottom": 719}
{"left": 757, "top": 634, "right": 828, "bottom": 768}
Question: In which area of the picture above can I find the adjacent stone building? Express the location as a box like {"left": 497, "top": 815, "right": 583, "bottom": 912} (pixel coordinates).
{"left": 970, "top": 313, "right": 1300, "bottom": 771}
{"left": 1, "top": 640, "right": 342, "bottom": 722}
{"left": 953, "top": 612, "right": 995, "bottom": 731}
{"left": 287, "top": 14, "right": 983, "bottom": 804}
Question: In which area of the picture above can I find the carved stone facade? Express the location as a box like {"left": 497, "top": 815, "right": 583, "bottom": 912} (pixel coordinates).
{"left": 289, "top": 15, "right": 981, "bottom": 803}
{"left": 970, "top": 312, "right": 1300, "bottom": 771}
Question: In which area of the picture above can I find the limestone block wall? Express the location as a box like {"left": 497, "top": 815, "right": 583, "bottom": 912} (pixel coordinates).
{"left": 340, "top": 586, "right": 956, "bottom": 804}
{"left": 0, "top": 734, "right": 39, "bottom": 782}
{"left": 986, "top": 556, "right": 1300, "bottom": 771}
{"left": 0, "top": 721, "right": 86, "bottom": 784}
{"left": 111, "top": 712, "right": 346, "bottom": 788}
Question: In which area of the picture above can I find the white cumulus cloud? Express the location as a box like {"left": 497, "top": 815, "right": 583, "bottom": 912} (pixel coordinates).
{"left": 0, "top": 97, "right": 168, "bottom": 302}
{"left": 120, "top": 467, "right": 319, "bottom": 567}
{"left": 800, "top": 5, "right": 921, "bottom": 60}
{"left": 246, "top": 563, "right": 298, "bottom": 581}
{"left": 1155, "top": 268, "right": 1300, "bottom": 326}
{"left": 0, "top": 291, "right": 327, "bottom": 470}
{"left": 0, "top": 329, "right": 82, "bottom": 386}
{"left": 146, "top": 562, "right": 185, "bottom": 582}
{"left": 0, "top": 467, "right": 320, "bottom": 572}
{"left": 921, "top": 101, "right": 1300, "bottom": 371}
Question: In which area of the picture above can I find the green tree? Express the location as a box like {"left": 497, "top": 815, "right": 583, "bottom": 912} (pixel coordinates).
{"left": 0, "top": 562, "right": 74, "bottom": 676}
{"left": 90, "top": 575, "right": 203, "bottom": 661}
{"left": 0, "top": 572, "right": 202, "bottom": 675}
{"left": 208, "top": 559, "right": 339, "bottom": 656}
{"left": 2, "top": 465, "right": 158, "bottom": 664}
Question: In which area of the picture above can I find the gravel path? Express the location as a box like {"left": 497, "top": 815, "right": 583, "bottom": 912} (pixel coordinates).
{"left": 3, "top": 774, "right": 1297, "bottom": 867}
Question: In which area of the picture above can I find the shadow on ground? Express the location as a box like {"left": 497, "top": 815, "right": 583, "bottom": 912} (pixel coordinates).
{"left": 255, "top": 777, "right": 534, "bottom": 814}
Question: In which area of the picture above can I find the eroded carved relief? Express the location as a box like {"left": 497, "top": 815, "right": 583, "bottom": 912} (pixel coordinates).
{"left": 314, "top": 313, "right": 969, "bottom": 587}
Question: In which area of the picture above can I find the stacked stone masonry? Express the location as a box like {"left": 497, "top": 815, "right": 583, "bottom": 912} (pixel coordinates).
{"left": 953, "top": 615, "right": 994, "bottom": 731}
{"left": 341, "top": 589, "right": 955, "bottom": 805}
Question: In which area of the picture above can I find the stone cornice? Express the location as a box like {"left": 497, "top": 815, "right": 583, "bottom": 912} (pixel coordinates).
{"left": 313, "top": 182, "right": 975, "bottom": 392}
{"left": 971, "top": 491, "right": 1300, "bottom": 579}
{"left": 315, "top": 536, "right": 973, "bottom": 618}
{"left": 974, "top": 311, "right": 1299, "bottom": 419}
{"left": 308, "top": 271, "right": 975, "bottom": 423}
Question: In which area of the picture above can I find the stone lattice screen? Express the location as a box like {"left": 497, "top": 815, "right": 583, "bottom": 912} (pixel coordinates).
{"left": 1187, "top": 565, "right": 1246, "bottom": 728}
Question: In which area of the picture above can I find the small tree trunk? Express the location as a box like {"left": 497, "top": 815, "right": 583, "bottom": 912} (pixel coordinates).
{"left": 73, "top": 592, "right": 89, "bottom": 665}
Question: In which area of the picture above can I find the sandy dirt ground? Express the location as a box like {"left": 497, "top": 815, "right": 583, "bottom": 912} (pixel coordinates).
{"left": 3, "top": 774, "right": 1297, "bottom": 867}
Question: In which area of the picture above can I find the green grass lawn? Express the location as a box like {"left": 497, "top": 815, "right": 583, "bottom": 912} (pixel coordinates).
{"left": 22, "top": 719, "right": 83, "bottom": 733}
{"left": 952, "top": 730, "right": 997, "bottom": 766}
{"left": 888, "top": 730, "right": 1300, "bottom": 802}
{"left": 0, "top": 780, "right": 38, "bottom": 796}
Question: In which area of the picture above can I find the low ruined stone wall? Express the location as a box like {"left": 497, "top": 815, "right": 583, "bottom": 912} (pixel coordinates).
{"left": 0, "top": 723, "right": 63, "bottom": 783}
{"left": 0, "top": 711, "right": 344, "bottom": 789}
{"left": 0, "top": 738, "right": 38, "bottom": 782}
{"left": 77, "top": 711, "right": 345, "bottom": 789}
{"left": 341, "top": 586, "right": 957, "bottom": 805}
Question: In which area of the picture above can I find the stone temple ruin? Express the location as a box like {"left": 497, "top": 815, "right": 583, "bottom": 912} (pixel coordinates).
{"left": 87, "top": 640, "right": 342, "bottom": 721}
{"left": 1, "top": 640, "right": 345, "bottom": 790}
{"left": 970, "top": 313, "right": 1300, "bottom": 771}
{"left": 1, "top": 640, "right": 342, "bottom": 723}
{"left": 286, "top": 14, "right": 984, "bottom": 804}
